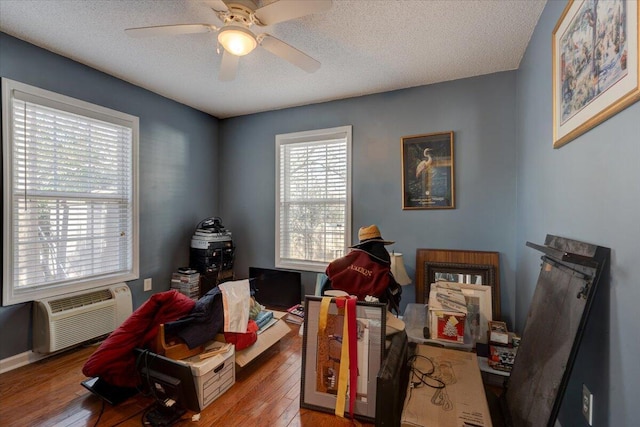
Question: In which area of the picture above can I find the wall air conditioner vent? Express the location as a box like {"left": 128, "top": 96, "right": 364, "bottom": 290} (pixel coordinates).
{"left": 48, "top": 289, "right": 113, "bottom": 313}
{"left": 33, "top": 284, "right": 133, "bottom": 354}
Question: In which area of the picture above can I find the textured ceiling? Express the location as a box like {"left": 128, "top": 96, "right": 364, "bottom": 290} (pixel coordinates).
{"left": 0, "top": 0, "right": 546, "bottom": 119}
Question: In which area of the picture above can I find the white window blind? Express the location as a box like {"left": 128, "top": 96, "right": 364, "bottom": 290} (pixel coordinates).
{"left": 276, "top": 126, "right": 352, "bottom": 272}
{"left": 2, "top": 78, "right": 139, "bottom": 305}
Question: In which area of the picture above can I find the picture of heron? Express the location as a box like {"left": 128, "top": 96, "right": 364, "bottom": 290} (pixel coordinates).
{"left": 402, "top": 132, "right": 455, "bottom": 209}
{"left": 416, "top": 148, "right": 435, "bottom": 198}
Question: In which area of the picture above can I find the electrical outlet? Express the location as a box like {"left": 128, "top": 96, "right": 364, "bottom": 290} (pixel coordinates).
{"left": 582, "top": 384, "right": 593, "bottom": 425}
{"left": 144, "top": 278, "right": 152, "bottom": 291}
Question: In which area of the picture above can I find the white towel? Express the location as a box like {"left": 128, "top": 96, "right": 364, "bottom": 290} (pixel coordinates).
{"left": 219, "top": 279, "right": 251, "bottom": 333}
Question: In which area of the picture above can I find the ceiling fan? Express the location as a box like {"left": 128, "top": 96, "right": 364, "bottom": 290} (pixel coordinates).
{"left": 125, "top": 0, "right": 332, "bottom": 81}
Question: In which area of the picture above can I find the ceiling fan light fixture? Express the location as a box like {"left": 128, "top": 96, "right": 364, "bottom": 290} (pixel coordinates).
{"left": 218, "top": 25, "right": 257, "bottom": 56}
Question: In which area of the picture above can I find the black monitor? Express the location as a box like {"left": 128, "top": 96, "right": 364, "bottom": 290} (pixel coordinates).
{"left": 249, "top": 267, "right": 302, "bottom": 309}
{"left": 81, "top": 376, "right": 138, "bottom": 406}
{"left": 134, "top": 348, "right": 200, "bottom": 424}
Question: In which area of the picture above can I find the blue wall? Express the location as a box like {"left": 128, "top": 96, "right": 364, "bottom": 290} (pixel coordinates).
{"left": 516, "top": 1, "right": 640, "bottom": 426}
{"left": 0, "top": 33, "right": 220, "bottom": 358}
{"left": 219, "top": 72, "right": 519, "bottom": 323}
{"left": 3, "top": 1, "right": 639, "bottom": 422}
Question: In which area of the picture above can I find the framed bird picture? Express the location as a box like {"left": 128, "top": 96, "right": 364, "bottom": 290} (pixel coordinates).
{"left": 401, "top": 131, "right": 455, "bottom": 209}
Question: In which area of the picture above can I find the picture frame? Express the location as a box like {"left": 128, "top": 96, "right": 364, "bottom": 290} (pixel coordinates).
{"left": 552, "top": 0, "right": 639, "bottom": 148}
{"left": 427, "top": 265, "right": 495, "bottom": 343}
{"left": 415, "top": 249, "right": 501, "bottom": 320}
{"left": 426, "top": 280, "right": 492, "bottom": 344}
{"left": 300, "top": 296, "right": 386, "bottom": 421}
{"left": 458, "top": 282, "right": 493, "bottom": 344}
{"left": 401, "top": 131, "right": 455, "bottom": 209}
{"left": 429, "top": 262, "right": 495, "bottom": 288}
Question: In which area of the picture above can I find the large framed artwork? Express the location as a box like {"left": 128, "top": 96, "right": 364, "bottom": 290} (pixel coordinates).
{"left": 552, "top": 0, "right": 639, "bottom": 148}
{"left": 401, "top": 131, "right": 455, "bottom": 210}
{"left": 300, "top": 296, "right": 385, "bottom": 421}
{"left": 415, "top": 249, "right": 501, "bottom": 320}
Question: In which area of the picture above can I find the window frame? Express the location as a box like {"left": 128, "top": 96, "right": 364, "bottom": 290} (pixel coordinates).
{"left": 2, "top": 78, "right": 139, "bottom": 305}
{"left": 275, "top": 125, "right": 352, "bottom": 272}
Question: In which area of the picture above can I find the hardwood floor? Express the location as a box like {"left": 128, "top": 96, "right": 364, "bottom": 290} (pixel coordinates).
{"left": 0, "top": 324, "right": 374, "bottom": 427}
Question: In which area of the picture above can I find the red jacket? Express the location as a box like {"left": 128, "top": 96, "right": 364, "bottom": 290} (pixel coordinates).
{"left": 325, "top": 249, "right": 392, "bottom": 300}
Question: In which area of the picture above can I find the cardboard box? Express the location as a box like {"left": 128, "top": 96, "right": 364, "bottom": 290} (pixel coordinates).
{"left": 183, "top": 342, "right": 235, "bottom": 411}
{"left": 401, "top": 345, "right": 492, "bottom": 427}
{"left": 217, "top": 310, "right": 293, "bottom": 367}
{"left": 235, "top": 316, "right": 291, "bottom": 366}
{"left": 487, "top": 344, "right": 517, "bottom": 372}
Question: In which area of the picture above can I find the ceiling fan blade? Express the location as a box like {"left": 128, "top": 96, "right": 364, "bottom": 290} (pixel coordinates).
{"left": 219, "top": 50, "right": 239, "bottom": 81}
{"left": 202, "top": 0, "right": 229, "bottom": 13}
{"left": 258, "top": 34, "right": 320, "bottom": 73}
{"left": 125, "top": 24, "right": 217, "bottom": 38}
{"left": 253, "top": 0, "right": 332, "bottom": 26}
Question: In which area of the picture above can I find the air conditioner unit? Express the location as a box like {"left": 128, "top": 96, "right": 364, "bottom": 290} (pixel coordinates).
{"left": 33, "top": 284, "right": 132, "bottom": 354}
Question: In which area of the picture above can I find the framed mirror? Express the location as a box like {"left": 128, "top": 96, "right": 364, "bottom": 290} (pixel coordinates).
{"left": 416, "top": 249, "right": 501, "bottom": 320}
{"left": 428, "top": 262, "right": 495, "bottom": 287}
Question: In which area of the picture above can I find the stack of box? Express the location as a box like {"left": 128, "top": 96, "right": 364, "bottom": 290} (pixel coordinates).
{"left": 171, "top": 268, "right": 200, "bottom": 300}
{"left": 428, "top": 282, "right": 468, "bottom": 345}
{"left": 487, "top": 320, "right": 520, "bottom": 372}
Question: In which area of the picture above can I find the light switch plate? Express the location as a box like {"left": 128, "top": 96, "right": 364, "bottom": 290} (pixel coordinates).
{"left": 582, "top": 384, "right": 593, "bottom": 425}
{"left": 144, "top": 278, "right": 152, "bottom": 291}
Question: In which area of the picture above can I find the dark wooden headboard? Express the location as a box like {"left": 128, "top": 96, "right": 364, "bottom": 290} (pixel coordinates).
{"left": 415, "top": 249, "right": 501, "bottom": 320}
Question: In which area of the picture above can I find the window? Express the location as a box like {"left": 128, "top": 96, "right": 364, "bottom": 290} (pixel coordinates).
{"left": 276, "top": 126, "right": 352, "bottom": 272}
{"left": 2, "top": 78, "right": 139, "bottom": 305}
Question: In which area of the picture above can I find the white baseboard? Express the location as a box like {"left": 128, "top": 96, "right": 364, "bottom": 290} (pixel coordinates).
{"left": 0, "top": 350, "right": 48, "bottom": 374}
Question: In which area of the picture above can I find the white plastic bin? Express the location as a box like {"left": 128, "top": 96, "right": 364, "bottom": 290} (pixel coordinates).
{"left": 404, "top": 303, "right": 428, "bottom": 343}
{"left": 403, "top": 303, "right": 473, "bottom": 351}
